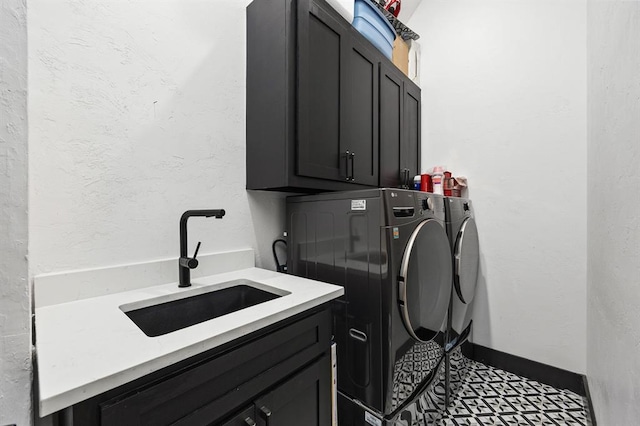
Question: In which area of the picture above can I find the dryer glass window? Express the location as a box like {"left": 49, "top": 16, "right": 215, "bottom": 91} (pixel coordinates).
{"left": 399, "top": 219, "right": 452, "bottom": 342}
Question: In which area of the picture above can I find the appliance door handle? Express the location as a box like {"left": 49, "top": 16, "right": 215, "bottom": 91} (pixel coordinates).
{"left": 349, "top": 328, "right": 368, "bottom": 343}
{"left": 349, "top": 151, "right": 355, "bottom": 181}
{"left": 343, "top": 150, "right": 350, "bottom": 181}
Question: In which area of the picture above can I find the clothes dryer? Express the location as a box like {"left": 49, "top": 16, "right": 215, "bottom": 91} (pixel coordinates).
{"left": 287, "top": 189, "right": 452, "bottom": 425}
{"left": 443, "top": 197, "right": 480, "bottom": 404}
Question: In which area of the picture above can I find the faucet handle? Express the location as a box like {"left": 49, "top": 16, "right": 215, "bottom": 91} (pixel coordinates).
{"left": 180, "top": 241, "right": 202, "bottom": 269}
{"left": 187, "top": 241, "right": 202, "bottom": 268}
{"left": 193, "top": 241, "right": 201, "bottom": 260}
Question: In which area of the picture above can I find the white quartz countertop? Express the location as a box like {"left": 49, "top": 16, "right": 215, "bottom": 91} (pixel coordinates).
{"left": 35, "top": 267, "right": 343, "bottom": 416}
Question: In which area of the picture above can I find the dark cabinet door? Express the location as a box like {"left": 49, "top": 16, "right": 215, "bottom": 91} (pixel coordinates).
{"left": 220, "top": 406, "right": 257, "bottom": 426}
{"left": 402, "top": 81, "right": 421, "bottom": 180}
{"left": 379, "top": 62, "right": 404, "bottom": 188}
{"left": 254, "top": 354, "right": 331, "bottom": 426}
{"left": 344, "top": 35, "right": 379, "bottom": 186}
{"left": 379, "top": 62, "right": 421, "bottom": 188}
{"left": 247, "top": 0, "right": 420, "bottom": 192}
{"left": 297, "top": 0, "right": 349, "bottom": 182}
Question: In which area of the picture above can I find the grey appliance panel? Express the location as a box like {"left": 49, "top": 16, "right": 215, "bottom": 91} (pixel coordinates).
{"left": 288, "top": 194, "right": 385, "bottom": 410}
{"left": 444, "top": 197, "right": 479, "bottom": 343}
{"left": 287, "top": 189, "right": 450, "bottom": 417}
{"left": 454, "top": 217, "right": 479, "bottom": 305}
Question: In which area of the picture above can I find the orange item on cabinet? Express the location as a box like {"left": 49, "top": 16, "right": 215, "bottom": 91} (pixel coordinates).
{"left": 392, "top": 37, "right": 409, "bottom": 76}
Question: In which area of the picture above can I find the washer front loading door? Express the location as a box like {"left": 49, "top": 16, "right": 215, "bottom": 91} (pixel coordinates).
{"left": 454, "top": 217, "right": 479, "bottom": 304}
{"left": 398, "top": 219, "right": 452, "bottom": 342}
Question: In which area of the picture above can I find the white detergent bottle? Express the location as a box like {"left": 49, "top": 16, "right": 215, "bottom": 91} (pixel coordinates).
{"left": 432, "top": 166, "right": 444, "bottom": 195}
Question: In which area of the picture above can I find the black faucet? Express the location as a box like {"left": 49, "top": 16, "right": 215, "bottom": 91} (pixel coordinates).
{"left": 179, "top": 209, "right": 225, "bottom": 288}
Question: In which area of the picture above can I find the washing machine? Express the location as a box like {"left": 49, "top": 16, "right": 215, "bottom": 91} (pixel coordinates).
{"left": 443, "top": 197, "right": 480, "bottom": 404}
{"left": 287, "top": 189, "right": 452, "bottom": 425}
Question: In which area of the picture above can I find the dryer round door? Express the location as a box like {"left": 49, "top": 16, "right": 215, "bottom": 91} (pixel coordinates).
{"left": 454, "top": 217, "right": 479, "bottom": 304}
{"left": 398, "top": 219, "right": 452, "bottom": 343}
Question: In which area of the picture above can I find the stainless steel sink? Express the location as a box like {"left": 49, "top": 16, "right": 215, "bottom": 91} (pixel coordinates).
{"left": 122, "top": 280, "right": 286, "bottom": 337}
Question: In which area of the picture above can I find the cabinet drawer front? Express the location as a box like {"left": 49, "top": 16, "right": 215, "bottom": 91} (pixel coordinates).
{"left": 255, "top": 353, "right": 332, "bottom": 426}
{"left": 100, "top": 309, "right": 331, "bottom": 426}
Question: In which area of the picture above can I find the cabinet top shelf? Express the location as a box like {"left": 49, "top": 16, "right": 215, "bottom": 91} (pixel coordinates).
{"left": 371, "top": 1, "right": 420, "bottom": 41}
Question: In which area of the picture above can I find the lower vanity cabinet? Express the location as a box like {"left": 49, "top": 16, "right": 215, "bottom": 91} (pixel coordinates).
{"left": 224, "top": 354, "right": 331, "bottom": 426}
{"left": 254, "top": 354, "right": 331, "bottom": 425}
{"left": 59, "top": 306, "right": 332, "bottom": 426}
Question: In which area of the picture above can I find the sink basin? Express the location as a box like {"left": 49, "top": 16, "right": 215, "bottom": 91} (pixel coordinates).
{"left": 123, "top": 280, "right": 285, "bottom": 337}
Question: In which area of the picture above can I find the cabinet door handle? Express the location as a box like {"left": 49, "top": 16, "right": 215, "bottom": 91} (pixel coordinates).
{"left": 244, "top": 417, "right": 257, "bottom": 426}
{"left": 349, "top": 152, "right": 355, "bottom": 181}
{"left": 343, "top": 150, "right": 351, "bottom": 181}
{"left": 259, "top": 405, "right": 272, "bottom": 426}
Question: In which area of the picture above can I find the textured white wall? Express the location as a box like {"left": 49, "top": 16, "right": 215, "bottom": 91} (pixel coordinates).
{"left": 587, "top": 1, "right": 640, "bottom": 423}
{"left": 28, "top": 0, "right": 286, "bottom": 279}
{"left": 408, "top": 0, "right": 588, "bottom": 373}
{"left": 0, "top": 0, "right": 32, "bottom": 424}
{"left": 28, "top": 3, "right": 287, "bottom": 419}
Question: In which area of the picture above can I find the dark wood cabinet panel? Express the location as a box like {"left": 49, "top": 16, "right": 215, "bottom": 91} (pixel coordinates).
{"left": 220, "top": 355, "right": 331, "bottom": 426}
{"left": 247, "top": 0, "right": 371, "bottom": 192}
{"left": 60, "top": 306, "right": 333, "bottom": 426}
{"left": 345, "top": 35, "right": 379, "bottom": 186}
{"left": 246, "top": 0, "right": 420, "bottom": 192}
{"left": 297, "top": 0, "right": 348, "bottom": 182}
{"left": 255, "top": 354, "right": 331, "bottom": 426}
{"left": 245, "top": 0, "right": 291, "bottom": 191}
{"left": 379, "top": 62, "right": 422, "bottom": 188}
{"left": 402, "top": 81, "right": 421, "bottom": 180}
{"left": 379, "top": 63, "right": 404, "bottom": 188}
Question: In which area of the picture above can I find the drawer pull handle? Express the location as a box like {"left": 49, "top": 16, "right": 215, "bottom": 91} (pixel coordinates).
{"left": 259, "top": 405, "right": 272, "bottom": 426}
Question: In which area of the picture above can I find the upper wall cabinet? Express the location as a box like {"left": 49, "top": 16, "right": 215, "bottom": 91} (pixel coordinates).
{"left": 299, "top": 1, "right": 381, "bottom": 187}
{"left": 379, "top": 62, "right": 421, "bottom": 188}
{"left": 247, "top": 0, "right": 419, "bottom": 192}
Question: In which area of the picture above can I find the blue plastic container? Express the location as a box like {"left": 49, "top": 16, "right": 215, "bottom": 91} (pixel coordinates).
{"left": 353, "top": 0, "right": 396, "bottom": 59}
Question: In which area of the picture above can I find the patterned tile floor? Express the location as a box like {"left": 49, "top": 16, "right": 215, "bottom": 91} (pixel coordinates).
{"left": 395, "top": 350, "right": 590, "bottom": 425}
{"left": 437, "top": 360, "right": 588, "bottom": 425}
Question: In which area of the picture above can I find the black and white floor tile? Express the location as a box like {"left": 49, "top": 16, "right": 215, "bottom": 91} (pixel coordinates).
{"left": 391, "top": 341, "right": 443, "bottom": 411}
{"left": 394, "top": 349, "right": 589, "bottom": 425}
